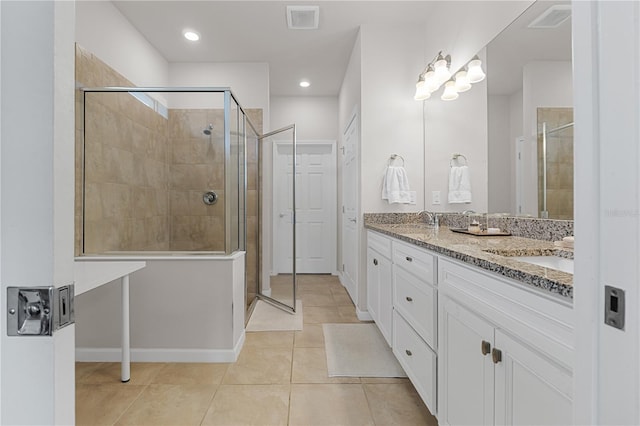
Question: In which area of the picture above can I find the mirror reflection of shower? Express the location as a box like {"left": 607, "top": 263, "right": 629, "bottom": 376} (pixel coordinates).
{"left": 537, "top": 107, "right": 574, "bottom": 220}
{"left": 203, "top": 123, "right": 213, "bottom": 136}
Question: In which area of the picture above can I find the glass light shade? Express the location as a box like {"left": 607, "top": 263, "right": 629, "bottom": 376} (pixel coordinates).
{"left": 434, "top": 58, "right": 451, "bottom": 83}
{"left": 414, "top": 78, "right": 431, "bottom": 100}
{"left": 423, "top": 66, "right": 440, "bottom": 93}
{"left": 441, "top": 80, "right": 459, "bottom": 101}
{"left": 454, "top": 70, "right": 471, "bottom": 92}
{"left": 467, "top": 58, "right": 486, "bottom": 83}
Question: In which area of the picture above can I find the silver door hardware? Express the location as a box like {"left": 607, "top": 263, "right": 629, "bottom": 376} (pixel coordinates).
{"left": 7, "top": 285, "right": 74, "bottom": 336}
{"left": 604, "top": 285, "right": 625, "bottom": 330}
{"left": 203, "top": 191, "right": 218, "bottom": 205}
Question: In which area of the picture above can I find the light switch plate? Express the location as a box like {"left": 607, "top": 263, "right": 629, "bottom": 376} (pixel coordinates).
{"left": 432, "top": 191, "right": 441, "bottom": 205}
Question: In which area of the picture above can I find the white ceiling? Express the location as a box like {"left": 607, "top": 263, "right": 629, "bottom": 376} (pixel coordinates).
{"left": 112, "top": 1, "right": 572, "bottom": 98}
{"left": 112, "top": 1, "right": 437, "bottom": 97}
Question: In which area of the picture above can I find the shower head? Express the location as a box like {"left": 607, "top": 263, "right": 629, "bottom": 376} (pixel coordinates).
{"left": 203, "top": 123, "right": 213, "bottom": 136}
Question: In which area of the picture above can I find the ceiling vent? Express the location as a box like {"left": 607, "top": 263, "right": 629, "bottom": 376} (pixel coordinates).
{"left": 287, "top": 5, "right": 319, "bottom": 30}
{"left": 528, "top": 4, "right": 571, "bottom": 29}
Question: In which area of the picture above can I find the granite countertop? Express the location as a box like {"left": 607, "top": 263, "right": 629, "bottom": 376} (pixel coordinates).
{"left": 365, "top": 222, "right": 573, "bottom": 300}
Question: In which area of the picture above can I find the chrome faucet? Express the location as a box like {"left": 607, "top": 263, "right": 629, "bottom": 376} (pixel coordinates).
{"left": 462, "top": 210, "right": 476, "bottom": 215}
{"left": 418, "top": 210, "right": 439, "bottom": 228}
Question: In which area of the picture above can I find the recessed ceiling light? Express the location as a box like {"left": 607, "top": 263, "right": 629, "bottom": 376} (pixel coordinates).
{"left": 183, "top": 30, "right": 200, "bottom": 41}
{"left": 299, "top": 80, "right": 310, "bottom": 88}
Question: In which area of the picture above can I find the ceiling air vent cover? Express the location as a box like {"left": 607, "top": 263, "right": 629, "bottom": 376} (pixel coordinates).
{"left": 287, "top": 5, "right": 319, "bottom": 30}
{"left": 528, "top": 4, "right": 571, "bottom": 29}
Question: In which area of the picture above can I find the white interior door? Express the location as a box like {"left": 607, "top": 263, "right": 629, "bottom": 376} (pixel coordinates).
{"left": 274, "top": 142, "right": 336, "bottom": 274}
{"left": 341, "top": 113, "right": 359, "bottom": 304}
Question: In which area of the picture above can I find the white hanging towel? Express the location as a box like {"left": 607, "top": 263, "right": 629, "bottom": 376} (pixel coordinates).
{"left": 382, "top": 166, "right": 415, "bottom": 204}
{"left": 448, "top": 165, "right": 472, "bottom": 204}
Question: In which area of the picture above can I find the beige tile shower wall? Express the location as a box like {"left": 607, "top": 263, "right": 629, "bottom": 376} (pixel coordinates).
{"left": 537, "top": 107, "right": 574, "bottom": 220}
{"left": 168, "top": 109, "right": 225, "bottom": 251}
{"left": 76, "top": 44, "right": 170, "bottom": 254}
{"left": 245, "top": 109, "right": 263, "bottom": 302}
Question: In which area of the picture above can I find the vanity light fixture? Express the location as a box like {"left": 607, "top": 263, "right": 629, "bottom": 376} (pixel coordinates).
{"left": 466, "top": 55, "right": 486, "bottom": 83}
{"left": 434, "top": 53, "right": 452, "bottom": 83}
{"left": 454, "top": 70, "right": 471, "bottom": 92}
{"left": 441, "top": 80, "right": 459, "bottom": 101}
{"left": 183, "top": 30, "right": 200, "bottom": 41}
{"left": 414, "top": 52, "right": 486, "bottom": 101}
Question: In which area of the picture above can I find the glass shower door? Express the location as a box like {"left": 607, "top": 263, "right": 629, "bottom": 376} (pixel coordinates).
{"left": 258, "top": 124, "right": 297, "bottom": 313}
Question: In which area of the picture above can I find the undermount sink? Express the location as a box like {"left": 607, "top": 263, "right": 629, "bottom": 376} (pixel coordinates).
{"left": 512, "top": 256, "right": 574, "bottom": 274}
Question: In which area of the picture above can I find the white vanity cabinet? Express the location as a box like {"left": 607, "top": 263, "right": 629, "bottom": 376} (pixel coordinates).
{"left": 391, "top": 239, "right": 438, "bottom": 415}
{"left": 366, "top": 231, "right": 393, "bottom": 345}
{"left": 438, "top": 258, "right": 574, "bottom": 426}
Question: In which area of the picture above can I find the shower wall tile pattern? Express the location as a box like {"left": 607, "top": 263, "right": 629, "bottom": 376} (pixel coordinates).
{"left": 75, "top": 44, "right": 262, "bottom": 265}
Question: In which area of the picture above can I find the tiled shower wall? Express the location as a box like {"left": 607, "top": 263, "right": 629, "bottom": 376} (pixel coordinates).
{"left": 537, "top": 107, "right": 574, "bottom": 220}
{"left": 75, "top": 44, "right": 262, "bottom": 263}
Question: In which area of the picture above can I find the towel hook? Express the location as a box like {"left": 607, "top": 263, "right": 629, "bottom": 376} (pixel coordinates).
{"left": 389, "top": 154, "right": 405, "bottom": 167}
{"left": 450, "top": 153, "right": 468, "bottom": 167}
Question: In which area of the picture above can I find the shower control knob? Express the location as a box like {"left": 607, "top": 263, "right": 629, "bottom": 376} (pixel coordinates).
{"left": 203, "top": 191, "right": 218, "bottom": 205}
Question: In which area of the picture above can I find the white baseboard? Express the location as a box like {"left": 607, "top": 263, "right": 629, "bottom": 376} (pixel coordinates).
{"left": 76, "top": 332, "right": 245, "bottom": 363}
{"left": 357, "top": 308, "right": 373, "bottom": 321}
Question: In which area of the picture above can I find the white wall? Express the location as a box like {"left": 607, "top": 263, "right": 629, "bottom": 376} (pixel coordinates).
{"left": 75, "top": 1, "right": 168, "bottom": 88}
{"left": 168, "top": 63, "right": 269, "bottom": 120}
{"left": 521, "top": 60, "right": 573, "bottom": 216}
{"left": 271, "top": 96, "right": 338, "bottom": 140}
{"left": 510, "top": 89, "right": 524, "bottom": 214}
{"left": 488, "top": 94, "right": 511, "bottom": 213}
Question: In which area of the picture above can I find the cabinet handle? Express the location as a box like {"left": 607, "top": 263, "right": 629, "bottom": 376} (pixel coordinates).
{"left": 481, "top": 340, "right": 491, "bottom": 356}
{"left": 373, "top": 259, "right": 378, "bottom": 266}
{"left": 405, "top": 349, "right": 413, "bottom": 356}
{"left": 406, "top": 296, "right": 413, "bottom": 302}
{"left": 405, "top": 256, "right": 413, "bottom": 262}
{"left": 492, "top": 348, "right": 502, "bottom": 364}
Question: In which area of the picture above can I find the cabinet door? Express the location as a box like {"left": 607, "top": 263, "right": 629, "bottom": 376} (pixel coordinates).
{"left": 439, "top": 297, "right": 495, "bottom": 426}
{"left": 377, "top": 256, "right": 393, "bottom": 345}
{"left": 366, "top": 247, "right": 380, "bottom": 324}
{"left": 494, "top": 330, "right": 573, "bottom": 426}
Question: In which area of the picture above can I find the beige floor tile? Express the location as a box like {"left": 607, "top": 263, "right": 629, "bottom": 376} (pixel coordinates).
{"left": 223, "top": 347, "right": 292, "bottom": 384}
{"left": 201, "top": 384, "right": 290, "bottom": 426}
{"left": 76, "top": 383, "right": 145, "bottom": 426}
{"left": 289, "top": 384, "right": 374, "bottom": 426}
{"left": 338, "top": 305, "right": 363, "bottom": 323}
{"left": 294, "top": 323, "right": 325, "bottom": 348}
{"left": 151, "top": 362, "right": 229, "bottom": 385}
{"left": 363, "top": 383, "right": 438, "bottom": 426}
{"left": 244, "top": 331, "right": 295, "bottom": 348}
{"left": 332, "top": 291, "right": 356, "bottom": 306}
{"left": 303, "top": 306, "right": 343, "bottom": 324}
{"left": 82, "top": 362, "right": 166, "bottom": 385}
{"left": 115, "top": 384, "right": 217, "bottom": 426}
{"left": 292, "top": 347, "right": 360, "bottom": 384}
{"left": 76, "top": 362, "right": 105, "bottom": 383}
{"left": 301, "top": 292, "right": 337, "bottom": 306}
{"left": 296, "top": 284, "right": 333, "bottom": 296}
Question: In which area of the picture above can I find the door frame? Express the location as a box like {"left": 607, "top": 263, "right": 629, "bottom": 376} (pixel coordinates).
{"left": 272, "top": 139, "right": 337, "bottom": 275}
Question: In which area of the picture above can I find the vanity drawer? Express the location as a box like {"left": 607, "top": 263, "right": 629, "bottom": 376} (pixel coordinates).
{"left": 393, "top": 310, "right": 437, "bottom": 415}
{"left": 368, "top": 231, "right": 392, "bottom": 259}
{"left": 392, "top": 240, "right": 436, "bottom": 285}
{"left": 393, "top": 266, "right": 437, "bottom": 349}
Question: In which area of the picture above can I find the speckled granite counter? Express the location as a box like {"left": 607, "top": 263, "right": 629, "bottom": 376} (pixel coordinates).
{"left": 365, "top": 222, "right": 573, "bottom": 300}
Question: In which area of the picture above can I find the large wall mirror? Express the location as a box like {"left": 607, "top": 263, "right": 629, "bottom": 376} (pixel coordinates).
{"left": 423, "top": 0, "right": 573, "bottom": 220}
{"left": 487, "top": 0, "right": 573, "bottom": 219}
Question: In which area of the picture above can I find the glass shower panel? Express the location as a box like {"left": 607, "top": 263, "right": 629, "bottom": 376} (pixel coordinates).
{"left": 258, "top": 124, "right": 297, "bottom": 313}
{"left": 245, "top": 121, "right": 260, "bottom": 317}
{"left": 537, "top": 107, "right": 574, "bottom": 220}
{"left": 226, "top": 93, "right": 242, "bottom": 253}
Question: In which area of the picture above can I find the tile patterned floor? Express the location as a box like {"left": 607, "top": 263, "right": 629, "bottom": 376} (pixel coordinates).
{"left": 76, "top": 274, "right": 438, "bottom": 426}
